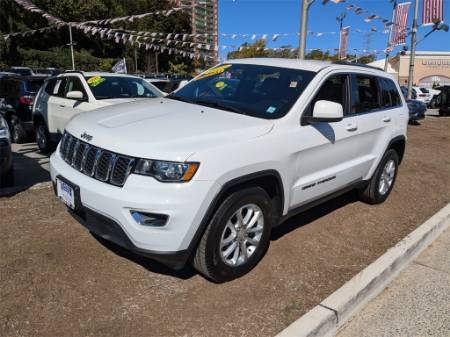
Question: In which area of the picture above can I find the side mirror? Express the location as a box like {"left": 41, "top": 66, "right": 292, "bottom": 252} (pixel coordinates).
{"left": 303, "top": 100, "right": 344, "bottom": 124}
{"left": 66, "top": 91, "right": 86, "bottom": 101}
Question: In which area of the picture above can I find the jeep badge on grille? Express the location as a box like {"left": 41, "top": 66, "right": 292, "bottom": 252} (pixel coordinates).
{"left": 80, "top": 132, "right": 93, "bottom": 142}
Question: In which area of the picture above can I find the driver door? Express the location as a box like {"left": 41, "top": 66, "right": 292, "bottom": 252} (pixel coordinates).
{"left": 289, "top": 73, "right": 362, "bottom": 208}
{"left": 52, "top": 76, "right": 90, "bottom": 133}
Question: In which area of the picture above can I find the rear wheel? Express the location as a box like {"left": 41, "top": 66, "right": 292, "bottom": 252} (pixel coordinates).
{"left": 10, "top": 116, "right": 28, "bottom": 144}
{"left": 192, "top": 187, "right": 273, "bottom": 282}
{"left": 35, "top": 122, "right": 54, "bottom": 154}
{"left": 359, "top": 149, "right": 399, "bottom": 204}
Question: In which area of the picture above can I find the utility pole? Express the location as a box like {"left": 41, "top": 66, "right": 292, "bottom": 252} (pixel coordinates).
{"left": 67, "top": 25, "right": 76, "bottom": 70}
{"left": 384, "top": 1, "right": 397, "bottom": 71}
{"left": 337, "top": 12, "right": 346, "bottom": 60}
{"left": 407, "top": 0, "right": 419, "bottom": 99}
{"left": 134, "top": 48, "right": 138, "bottom": 73}
{"left": 298, "top": 0, "right": 315, "bottom": 59}
{"left": 155, "top": 52, "right": 159, "bottom": 75}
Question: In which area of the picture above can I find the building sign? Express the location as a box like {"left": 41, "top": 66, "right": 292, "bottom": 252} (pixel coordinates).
{"left": 421, "top": 60, "right": 450, "bottom": 67}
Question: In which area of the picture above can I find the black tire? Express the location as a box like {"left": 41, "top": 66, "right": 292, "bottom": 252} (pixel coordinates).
{"left": 359, "top": 149, "right": 399, "bottom": 204}
{"left": 192, "top": 186, "right": 273, "bottom": 283}
{"left": 0, "top": 166, "right": 14, "bottom": 188}
{"left": 35, "top": 121, "right": 54, "bottom": 154}
{"left": 10, "top": 116, "right": 28, "bottom": 144}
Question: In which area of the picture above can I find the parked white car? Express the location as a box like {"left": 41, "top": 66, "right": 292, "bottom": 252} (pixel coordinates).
{"left": 32, "top": 72, "right": 164, "bottom": 153}
{"left": 50, "top": 59, "right": 408, "bottom": 282}
{"left": 412, "top": 86, "right": 432, "bottom": 104}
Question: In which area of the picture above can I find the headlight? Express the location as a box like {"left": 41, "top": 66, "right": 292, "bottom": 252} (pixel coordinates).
{"left": 0, "top": 116, "right": 10, "bottom": 140}
{"left": 134, "top": 159, "right": 199, "bottom": 182}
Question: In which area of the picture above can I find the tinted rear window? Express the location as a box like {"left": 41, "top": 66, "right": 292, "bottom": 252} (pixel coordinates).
{"left": 24, "top": 80, "right": 44, "bottom": 93}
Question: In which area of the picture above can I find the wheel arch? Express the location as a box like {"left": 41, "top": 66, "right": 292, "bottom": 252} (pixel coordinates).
{"left": 186, "top": 170, "right": 285, "bottom": 259}
{"left": 387, "top": 135, "right": 406, "bottom": 164}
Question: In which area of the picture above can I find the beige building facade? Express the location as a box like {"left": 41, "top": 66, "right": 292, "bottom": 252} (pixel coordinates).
{"left": 369, "top": 51, "right": 450, "bottom": 88}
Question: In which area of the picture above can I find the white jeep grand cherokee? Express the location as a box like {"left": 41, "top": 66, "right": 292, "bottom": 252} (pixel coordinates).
{"left": 50, "top": 59, "right": 408, "bottom": 282}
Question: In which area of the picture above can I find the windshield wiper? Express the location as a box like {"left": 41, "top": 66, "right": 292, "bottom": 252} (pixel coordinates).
{"left": 193, "top": 99, "right": 245, "bottom": 115}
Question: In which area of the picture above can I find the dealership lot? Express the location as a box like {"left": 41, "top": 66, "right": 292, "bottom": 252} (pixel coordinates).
{"left": 1, "top": 115, "right": 450, "bottom": 337}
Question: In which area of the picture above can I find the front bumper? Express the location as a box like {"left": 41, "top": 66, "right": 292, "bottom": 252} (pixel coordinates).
{"left": 50, "top": 150, "right": 218, "bottom": 269}
{"left": 409, "top": 108, "right": 426, "bottom": 121}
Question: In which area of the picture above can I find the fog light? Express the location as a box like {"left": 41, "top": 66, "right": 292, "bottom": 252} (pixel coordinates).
{"left": 131, "top": 211, "right": 168, "bottom": 227}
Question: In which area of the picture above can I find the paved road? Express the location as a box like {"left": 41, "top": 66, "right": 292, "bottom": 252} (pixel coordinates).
{"left": 337, "top": 227, "right": 450, "bottom": 337}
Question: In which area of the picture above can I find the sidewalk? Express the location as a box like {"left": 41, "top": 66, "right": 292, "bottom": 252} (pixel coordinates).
{"left": 337, "top": 227, "right": 450, "bottom": 337}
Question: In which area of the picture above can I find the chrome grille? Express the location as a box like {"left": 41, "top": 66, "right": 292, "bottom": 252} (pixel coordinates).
{"left": 59, "top": 132, "right": 134, "bottom": 187}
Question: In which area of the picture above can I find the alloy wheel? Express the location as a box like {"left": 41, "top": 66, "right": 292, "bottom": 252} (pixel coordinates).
{"left": 378, "top": 159, "right": 396, "bottom": 195}
{"left": 219, "top": 204, "right": 264, "bottom": 267}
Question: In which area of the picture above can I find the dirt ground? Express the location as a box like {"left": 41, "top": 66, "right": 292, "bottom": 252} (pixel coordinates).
{"left": 1, "top": 116, "right": 450, "bottom": 337}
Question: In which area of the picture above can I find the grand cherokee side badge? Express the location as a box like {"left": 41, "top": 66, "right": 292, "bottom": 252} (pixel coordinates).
{"left": 80, "top": 132, "right": 93, "bottom": 142}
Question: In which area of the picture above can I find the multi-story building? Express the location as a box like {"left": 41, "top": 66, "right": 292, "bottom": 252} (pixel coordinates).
{"left": 172, "top": 0, "right": 218, "bottom": 64}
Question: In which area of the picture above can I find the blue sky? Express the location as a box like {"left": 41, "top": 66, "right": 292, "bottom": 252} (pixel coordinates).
{"left": 218, "top": 0, "right": 450, "bottom": 60}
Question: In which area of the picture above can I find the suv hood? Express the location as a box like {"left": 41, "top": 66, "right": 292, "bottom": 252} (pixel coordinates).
{"left": 65, "top": 98, "right": 274, "bottom": 161}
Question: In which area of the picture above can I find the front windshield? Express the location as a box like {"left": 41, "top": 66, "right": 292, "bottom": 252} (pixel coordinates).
{"left": 168, "top": 63, "right": 316, "bottom": 119}
{"left": 84, "top": 76, "right": 162, "bottom": 100}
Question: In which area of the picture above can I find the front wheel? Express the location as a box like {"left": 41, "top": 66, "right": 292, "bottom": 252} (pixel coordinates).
{"left": 359, "top": 149, "right": 399, "bottom": 204}
{"left": 192, "top": 187, "right": 273, "bottom": 282}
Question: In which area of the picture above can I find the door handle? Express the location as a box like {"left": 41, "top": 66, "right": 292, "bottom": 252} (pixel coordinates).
{"left": 382, "top": 116, "right": 391, "bottom": 123}
{"left": 346, "top": 123, "right": 358, "bottom": 132}
{"left": 59, "top": 104, "right": 66, "bottom": 108}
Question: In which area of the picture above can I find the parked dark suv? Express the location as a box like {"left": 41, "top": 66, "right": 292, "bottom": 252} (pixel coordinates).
{"left": 0, "top": 76, "right": 45, "bottom": 143}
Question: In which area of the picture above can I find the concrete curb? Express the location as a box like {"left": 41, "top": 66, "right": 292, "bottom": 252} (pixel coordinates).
{"left": 276, "top": 203, "right": 450, "bottom": 337}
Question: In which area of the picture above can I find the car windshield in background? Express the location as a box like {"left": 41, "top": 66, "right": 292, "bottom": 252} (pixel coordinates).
{"left": 25, "top": 80, "right": 44, "bottom": 93}
{"left": 168, "top": 64, "right": 316, "bottom": 119}
{"left": 84, "top": 76, "right": 162, "bottom": 100}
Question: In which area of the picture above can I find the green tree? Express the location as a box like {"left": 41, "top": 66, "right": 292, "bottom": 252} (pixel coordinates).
{"left": 168, "top": 61, "right": 188, "bottom": 76}
{"left": 227, "top": 39, "right": 269, "bottom": 59}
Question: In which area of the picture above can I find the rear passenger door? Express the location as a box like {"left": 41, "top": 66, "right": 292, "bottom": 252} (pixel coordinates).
{"left": 348, "top": 74, "right": 397, "bottom": 180}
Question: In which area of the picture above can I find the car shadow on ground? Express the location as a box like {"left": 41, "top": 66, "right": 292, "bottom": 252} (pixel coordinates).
{"left": 92, "top": 234, "right": 197, "bottom": 280}
{"left": 0, "top": 143, "right": 51, "bottom": 197}
{"left": 90, "top": 190, "right": 359, "bottom": 281}
{"left": 271, "top": 190, "right": 359, "bottom": 241}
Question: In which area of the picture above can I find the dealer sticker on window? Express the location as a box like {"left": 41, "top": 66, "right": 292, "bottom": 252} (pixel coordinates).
{"left": 195, "top": 64, "right": 232, "bottom": 81}
{"left": 87, "top": 76, "right": 106, "bottom": 87}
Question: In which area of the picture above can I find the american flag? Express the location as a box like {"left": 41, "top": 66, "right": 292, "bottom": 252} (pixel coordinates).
{"left": 339, "top": 26, "right": 350, "bottom": 60}
{"left": 422, "top": 0, "right": 444, "bottom": 25}
{"left": 389, "top": 2, "right": 411, "bottom": 46}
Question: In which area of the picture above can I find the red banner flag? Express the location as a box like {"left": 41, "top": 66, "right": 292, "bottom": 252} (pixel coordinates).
{"left": 390, "top": 2, "right": 411, "bottom": 46}
{"left": 339, "top": 26, "right": 350, "bottom": 59}
{"left": 422, "top": 0, "right": 444, "bottom": 25}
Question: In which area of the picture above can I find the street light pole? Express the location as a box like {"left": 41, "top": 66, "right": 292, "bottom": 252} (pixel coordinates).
{"left": 298, "top": 0, "right": 315, "bottom": 59}
{"left": 407, "top": 0, "right": 419, "bottom": 99}
{"left": 68, "top": 25, "right": 75, "bottom": 70}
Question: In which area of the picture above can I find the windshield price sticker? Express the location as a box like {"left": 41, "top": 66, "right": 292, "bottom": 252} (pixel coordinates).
{"left": 195, "top": 64, "right": 232, "bottom": 81}
{"left": 87, "top": 76, "right": 106, "bottom": 87}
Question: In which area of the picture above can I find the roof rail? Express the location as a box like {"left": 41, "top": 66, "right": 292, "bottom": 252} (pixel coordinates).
{"left": 63, "top": 70, "right": 84, "bottom": 74}
{"left": 332, "top": 61, "right": 382, "bottom": 71}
